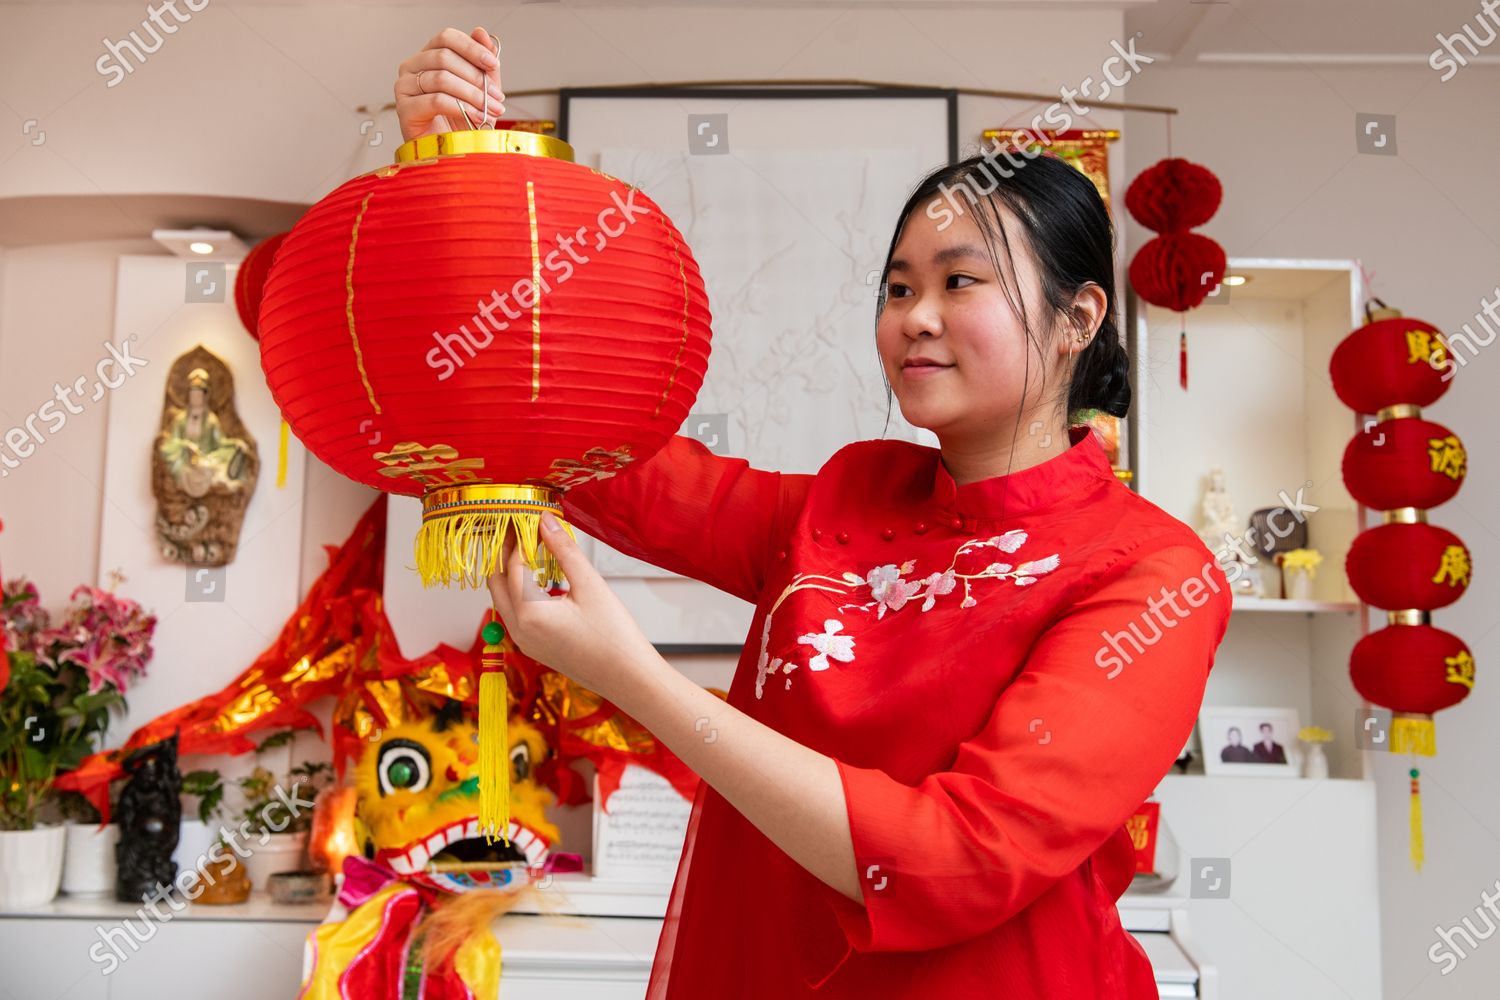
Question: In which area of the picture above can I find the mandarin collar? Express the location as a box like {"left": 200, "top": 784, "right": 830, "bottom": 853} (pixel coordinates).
{"left": 929, "top": 424, "right": 1117, "bottom": 525}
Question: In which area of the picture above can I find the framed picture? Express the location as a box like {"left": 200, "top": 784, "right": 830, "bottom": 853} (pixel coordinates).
{"left": 557, "top": 85, "right": 956, "bottom": 645}
{"left": 1198, "top": 706, "right": 1301, "bottom": 778}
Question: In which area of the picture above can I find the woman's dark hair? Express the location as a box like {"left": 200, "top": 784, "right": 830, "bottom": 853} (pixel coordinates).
{"left": 876, "top": 146, "right": 1132, "bottom": 435}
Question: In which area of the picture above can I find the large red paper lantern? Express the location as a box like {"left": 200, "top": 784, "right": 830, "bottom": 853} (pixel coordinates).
{"left": 259, "top": 130, "right": 712, "bottom": 589}
{"left": 1342, "top": 418, "right": 1466, "bottom": 511}
{"left": 1351, "top": 624, "right": 1474, "bottom": 719}
{"left": 234, "top": 233, "right": 287, "bottom": 340}
{"left": 1329, "top": 308, "right": 1452, "bottom": 412}
{"left": 259, "top": 128, "right": 713, "bottom": 842}
{"left": 1346, "top": 522, "right": 1471, "bottom": 610}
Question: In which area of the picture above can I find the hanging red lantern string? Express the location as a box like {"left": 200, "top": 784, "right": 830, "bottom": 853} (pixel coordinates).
{"left": 1123, "top": 158, "right": 1225, "bottom": 390}
{"left": 258, "top": 128, "right": 713, "bottom": 838}
{"left": 1334, "top": 300, "right": 1473, "bottom": 872}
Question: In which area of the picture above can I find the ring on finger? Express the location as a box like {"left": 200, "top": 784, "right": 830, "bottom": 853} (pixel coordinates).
{"left": 416, "top": 69, "right": 430, "bottom": 94}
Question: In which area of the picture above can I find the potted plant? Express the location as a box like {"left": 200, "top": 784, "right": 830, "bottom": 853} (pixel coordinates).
{"left": 235, "top": 731, "right": 331, "bottom": 891}
{"left": 1, "top": 577, "right": 155, "bottom": 907}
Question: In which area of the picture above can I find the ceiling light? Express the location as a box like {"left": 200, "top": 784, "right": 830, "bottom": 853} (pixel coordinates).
{"left": 152, "top": 228, "right": 250, "bottom": 261}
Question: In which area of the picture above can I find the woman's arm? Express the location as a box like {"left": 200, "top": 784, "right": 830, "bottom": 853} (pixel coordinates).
{"left": 612, "top": 648, "right": 861, "bottom": 902}
{"left": 823, "top": 538, "right": 1233, "bottom": 952}
{"left": 488, "top": 514, "right": 860, "bottom": 902}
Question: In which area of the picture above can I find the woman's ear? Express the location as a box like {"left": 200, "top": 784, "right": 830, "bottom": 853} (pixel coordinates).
{"left": 1055, "top": 283, "right": 1109, "bottom": 358}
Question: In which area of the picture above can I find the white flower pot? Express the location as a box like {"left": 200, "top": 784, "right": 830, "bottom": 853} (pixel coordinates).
{"left": 1303, "top": 743, "right": 1330, "bottom": 780}
{"left": 173, "top": 818, "right": 219, "bottom": 875}
{"left": 0, "top": 826, "right": 66, "bottom": 909}
{"left": 239, "top": 831, "right": 308, "bottom": 891}
{"left": 1283, "top": 567, "right": 1314, "bottom": 601}
{"left": 61, "top": 822, "right": 120, "bottom": 896}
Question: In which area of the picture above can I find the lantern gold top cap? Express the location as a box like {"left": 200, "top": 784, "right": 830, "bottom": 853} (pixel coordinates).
{"left": 395, "top": 129, "right": 574, "bottom": 164}
{"left": 1368, "top": 306, "right": 1403, "bottom": 322}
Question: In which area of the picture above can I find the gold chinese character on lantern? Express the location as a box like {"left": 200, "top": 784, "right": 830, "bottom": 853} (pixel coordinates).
{"left": 1431, "top": 544, "right": 1472, "bottom": 588}
{"left": 545, "top": 445, "right": 636, "bottom": 491}
{"left": 1428, "top": 435, "right": 1467, "bottom": 480}
{"left": 1444, "top": 649, "right": 1476, "bottom": 689}
{"left": 373, "top": 441, "right": 486, "bottom": 487}
{"left": 1406, "top": 329, "right": 1449, "bottom": 369}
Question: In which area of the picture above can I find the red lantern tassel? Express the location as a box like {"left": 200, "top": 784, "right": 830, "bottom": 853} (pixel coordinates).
{"left": 1179, "top": 328, "right": 1188, "bottom": 390}
{"left": 1409, "top": 766, "right": 1424, "bottom": 873}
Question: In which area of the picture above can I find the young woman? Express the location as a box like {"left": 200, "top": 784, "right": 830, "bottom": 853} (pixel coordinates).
{"left": 397, "top": 27, "right": 1232, "bottom": 998}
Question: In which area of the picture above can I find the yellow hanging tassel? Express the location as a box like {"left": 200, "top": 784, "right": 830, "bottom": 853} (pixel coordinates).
{"left": 1392, "top": 714, "right": 1437, "bottom": 756}
{"left": 1409, "top": 766, "right": 1424, "bottom": 873}
{"left": 276, "top": 419, "right": 290, "bottom": 489}
{"left": 415, "top": 484, "right": 575, "bottom": 589}
{"left": 478, "top": 617, "right": 511, "bottom": 847}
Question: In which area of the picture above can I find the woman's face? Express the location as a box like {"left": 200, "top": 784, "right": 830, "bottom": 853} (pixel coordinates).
{"left": 875, "top": 194, "right": 1064, "bottom": 445}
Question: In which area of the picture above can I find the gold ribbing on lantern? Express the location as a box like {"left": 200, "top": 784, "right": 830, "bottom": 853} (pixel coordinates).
{"left": 395, "top": 129, "right": 574, "bottom": 164}
{"left": 416, "top": 484, "right": 576, "bottom": 589}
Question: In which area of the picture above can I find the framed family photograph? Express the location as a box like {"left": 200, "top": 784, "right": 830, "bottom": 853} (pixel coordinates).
{"left": 1198, "top": 706, "right": 1302, "bottom": 778}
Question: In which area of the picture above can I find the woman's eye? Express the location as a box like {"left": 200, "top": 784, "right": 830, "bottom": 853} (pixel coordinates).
{"left": 884, "top": 282, "right": 911, "bottom": 298}
{"left": 377, "top": 741, "right": 432, "bottom": 796}
{"left": 947, "top": 274, "right": 977, "bottom": 289}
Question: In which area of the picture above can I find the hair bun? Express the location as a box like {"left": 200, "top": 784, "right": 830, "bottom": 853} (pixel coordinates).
{"left": 1069, "top": 328, "right": 1131, "bottom": 418}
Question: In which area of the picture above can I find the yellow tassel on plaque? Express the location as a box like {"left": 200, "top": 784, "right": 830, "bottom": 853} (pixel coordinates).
{"left": 276, "top": 419, "right": 290, "bottom": 489}
{"left": 478, "top": 616, "right": 511, "bottom": 846}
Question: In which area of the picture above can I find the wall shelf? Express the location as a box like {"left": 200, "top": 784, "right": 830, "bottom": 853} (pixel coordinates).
{"left": 1231, "top": 596, "right": 1358, "bottom": 614}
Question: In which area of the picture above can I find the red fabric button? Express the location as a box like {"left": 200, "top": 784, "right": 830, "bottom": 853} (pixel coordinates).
{"left": 811, "top": 528, "right": 823, "bottom": 541}
{"left": 837, "top": 532, "right": 850, "bottom": 544}
{"left": 951, "top": 517, "right": 963, "bottom": 530}
{"left": 776, "top": 550, "right": 787, "bottom": 561}
{"left": 914, "top": 522, "right": 928, "bottom": 534}
{"left": 881, "top": 528, "right": 895, "bottom": 541}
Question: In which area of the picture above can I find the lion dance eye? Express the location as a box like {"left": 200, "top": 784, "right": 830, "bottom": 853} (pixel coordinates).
{"left": 510, "top": 742, "right": 531, "bottom": 783}
{"left": 377, "top": 740, "right": 431, "bottom": 796}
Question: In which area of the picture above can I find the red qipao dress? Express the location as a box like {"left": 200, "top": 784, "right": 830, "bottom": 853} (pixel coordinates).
{"left": 563, "top": 423, "right": 1232, "bottom": 998}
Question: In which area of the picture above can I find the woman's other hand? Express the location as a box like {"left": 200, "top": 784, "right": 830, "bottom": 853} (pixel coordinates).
{"left": 394, "top": 26, "right": 506, "bottom": 142}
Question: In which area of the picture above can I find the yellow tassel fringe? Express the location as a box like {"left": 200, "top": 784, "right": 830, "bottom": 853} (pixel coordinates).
{"left": 478, "top": 667, "right": 511, "bottom": 846}
{"left": 1392, "top": 716, "right": 1437, "bottom": 756}
{"left": 415, "top": 485, "right": 576, "bottom": 589}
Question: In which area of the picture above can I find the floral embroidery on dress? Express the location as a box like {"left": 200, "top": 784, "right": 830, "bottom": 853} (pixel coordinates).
{"left": 752, "top": 528, "right": 1061, "bottom": 698}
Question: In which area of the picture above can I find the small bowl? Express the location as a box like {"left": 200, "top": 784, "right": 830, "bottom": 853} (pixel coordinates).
{"left": 266, "top": 870, "right": 329, "bottom": 904}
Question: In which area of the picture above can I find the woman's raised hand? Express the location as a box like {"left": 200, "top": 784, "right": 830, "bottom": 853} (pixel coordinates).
{"left": 394, "top": 27, "right": 507, "bottom": 142}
